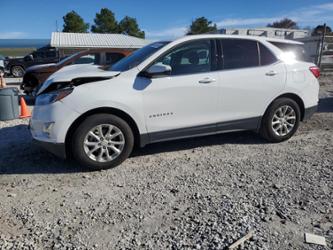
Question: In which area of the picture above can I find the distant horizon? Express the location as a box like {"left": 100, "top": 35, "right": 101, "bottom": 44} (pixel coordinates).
{"left": 0, "top": 39, "right": 50, "bottom": 49}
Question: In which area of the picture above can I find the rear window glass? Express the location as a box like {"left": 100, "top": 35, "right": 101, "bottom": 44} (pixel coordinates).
{"left": 221, "top": 39, "right": 259, "bottom": 70}
{"left": 106, "top": 53, "right": 126, "bottom": 65}
{"left": 269, "top": 42, "right": 306, "bottom": 61}
{"left": 74, "top": 53, "right": 100, "bottom": 65}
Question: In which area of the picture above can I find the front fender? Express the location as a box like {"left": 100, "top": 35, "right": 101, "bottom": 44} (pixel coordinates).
{"left": 61, "top": 84, "right": 146, "bottom": 135}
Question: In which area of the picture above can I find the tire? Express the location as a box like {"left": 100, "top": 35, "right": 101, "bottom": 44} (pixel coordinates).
{"left": 260, "top": 98, "right": 301, "bottom": 142}
{"left": 71, "top": 114, "right": 134, "bottom": 170}
{"left": 11, "top": 65, "right": 25, "bottom": 77}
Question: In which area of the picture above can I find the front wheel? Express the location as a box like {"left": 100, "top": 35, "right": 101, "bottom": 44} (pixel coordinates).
{"left": 71, "top": 114, "right": 134, "bottom": 170}
{"left": 11, "top": 66, "right": 25, "bottom": 77}
{"left": 260, "top": 98, "right": 301, "bottom": 142}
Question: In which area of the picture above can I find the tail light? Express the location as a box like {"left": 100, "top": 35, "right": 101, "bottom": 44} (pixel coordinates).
{"left": 309, "top": 66, "right": 320, "bottom": 78}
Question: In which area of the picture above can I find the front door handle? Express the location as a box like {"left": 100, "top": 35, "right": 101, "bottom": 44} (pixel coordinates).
{"left": 266, "top": 71, "right": 277, "bottom": 76}
{"left": 199, "top": 77, "right": 216, "bottom": 84}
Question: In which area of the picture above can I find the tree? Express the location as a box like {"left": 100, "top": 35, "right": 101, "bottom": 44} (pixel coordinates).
{"left": 312, "top": 25, "right": 332, "bottom": 36}
{"left": 63, "top": 11, "right": 89, "bottom": 33}
{"left": 91, "top": 8, "right": 118, "bottom": 33}
{"left": 267, "top": 18, "right": 298, "bottom": 29}
{"left": 187, "top": 17, "right": 217, "bottom": 35}
{"left": 118, "top": 16, "right": 145, "bottom": 38}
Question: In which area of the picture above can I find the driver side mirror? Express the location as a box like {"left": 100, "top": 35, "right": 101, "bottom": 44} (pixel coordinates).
{"left": 141, "top": 63, "right": 172, "bottom": 78}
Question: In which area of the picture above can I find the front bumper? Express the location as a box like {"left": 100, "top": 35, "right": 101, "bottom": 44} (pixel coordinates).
{"left": 33, "top": 139, "right": 66, "bottom": 159}
{"left": 30, "top": 100, "right": 81, "bottom": 143}
{"left": 303, "top": 105, "right": 318, "bottom": 121}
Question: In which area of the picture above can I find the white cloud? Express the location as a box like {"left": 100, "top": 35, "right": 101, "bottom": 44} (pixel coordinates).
{"left": 216, "top": 17, "right": 282, "bottom": 27}
{"left": 145, "top": 26, "right": 187, "bottom": 40}
{"left": 316, "top": 3, "right": 333, "bottom": 10}
{"left": 145, "top": 2, "right": 333, "bottom": 40}
{"left": 0, "top": 32, "right": 27, "bottom": 39}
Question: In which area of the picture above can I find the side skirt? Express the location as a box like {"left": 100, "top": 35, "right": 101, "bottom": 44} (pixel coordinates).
{"left": 140, "top": 116, "right": 262, "bottom": 147}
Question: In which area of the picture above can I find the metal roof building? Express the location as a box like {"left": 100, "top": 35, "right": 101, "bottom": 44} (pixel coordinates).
{"left": 50, "top": 32, "right": 150, "bottom": 57}
{"left": 51, "top": 32, "right": 149, "bottom": 49}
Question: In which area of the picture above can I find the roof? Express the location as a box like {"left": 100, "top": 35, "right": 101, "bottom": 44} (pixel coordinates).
{"left": 51, "top": 32, "right": 150, "bottom": 49}
{"left": 174, "top": 34, "right": 304, "bottom": 45}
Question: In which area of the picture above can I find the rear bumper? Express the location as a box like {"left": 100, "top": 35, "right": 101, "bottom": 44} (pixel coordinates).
{"left": 33, "top": 139, "right": 66, "bottom": 159}
{"left": 303, "top": 105, "right": 318, "bottom": 121}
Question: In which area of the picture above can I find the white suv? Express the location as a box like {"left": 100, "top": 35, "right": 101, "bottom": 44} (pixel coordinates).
{"left": 30, "top": 35, "right": 320, "bottom": 170}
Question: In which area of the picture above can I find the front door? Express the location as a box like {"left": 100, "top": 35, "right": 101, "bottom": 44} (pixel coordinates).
{"left": 141, "top": 39, "right": 220, "bottom": 141}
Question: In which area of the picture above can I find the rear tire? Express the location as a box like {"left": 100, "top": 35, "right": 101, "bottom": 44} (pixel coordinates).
{"left": 71, "top": 114, "right": 134, "bottom": 170}
{"left": 260, "top": 98, "right": 300, "bottom": 142}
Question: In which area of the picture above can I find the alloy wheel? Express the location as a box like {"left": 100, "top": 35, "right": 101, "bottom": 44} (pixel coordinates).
{"left": 83, "top": 124, "right": 125, "bottom": 163}
{"left": 271, "top": 105, "right": 296, "bottom": 136}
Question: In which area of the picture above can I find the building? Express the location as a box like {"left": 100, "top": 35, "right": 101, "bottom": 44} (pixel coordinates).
{"left": 50, "top": 32, "right": 150, "bottom": 57}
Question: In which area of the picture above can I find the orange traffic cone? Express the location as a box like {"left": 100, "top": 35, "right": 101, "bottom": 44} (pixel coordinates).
{"left": 19, "top": 96, "right": 31, "bottom": 118}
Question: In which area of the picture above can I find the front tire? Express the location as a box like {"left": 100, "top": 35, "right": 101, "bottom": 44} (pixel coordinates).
{"left": 260, "top": 98, "right": 301, "bottom": 142}
{"left": 71, "top": 114, "right": 134, "bottom": 170}
{"left": 11, "top": 65, "right": 25, "bottom": 77}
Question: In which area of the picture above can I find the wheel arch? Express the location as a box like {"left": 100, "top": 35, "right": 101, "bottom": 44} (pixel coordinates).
{"left": 267, "top": 93, "right": 305, "bottom": 120}
{"left": 65, "top": 107, "right": 141, "bottom": 158}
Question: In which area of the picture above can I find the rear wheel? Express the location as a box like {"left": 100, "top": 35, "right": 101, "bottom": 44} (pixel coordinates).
{"left": 71, "top": 114, "right": 134, "bottom": 170}
{"left": 11, "top": 66, "right": 25, "bottom": 77}
{"left": 260, "top": 98, "right": 300, "bottom": 142}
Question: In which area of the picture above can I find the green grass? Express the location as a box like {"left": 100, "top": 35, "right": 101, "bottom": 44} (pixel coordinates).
{"left": 0, "top": 48, "right": 36, "bottom": 57}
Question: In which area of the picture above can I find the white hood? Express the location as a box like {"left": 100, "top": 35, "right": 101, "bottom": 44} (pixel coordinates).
{"left": 38, "top": 64, "right": 120, "bottom": 95}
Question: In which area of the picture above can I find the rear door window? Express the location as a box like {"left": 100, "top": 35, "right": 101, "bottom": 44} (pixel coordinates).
{"left": 221, "top": 39, "right": 259, "bottom": 70}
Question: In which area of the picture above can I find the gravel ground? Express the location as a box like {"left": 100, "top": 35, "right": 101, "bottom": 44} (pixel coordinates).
{"left": 0, "top": 76, "right": 332, "bottom": 250}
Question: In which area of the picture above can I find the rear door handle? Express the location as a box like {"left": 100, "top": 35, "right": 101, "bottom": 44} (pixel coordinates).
{"left": 199, "top": 77, "right": 216, "bottom": 84}
{"left": 266, "top": 71, "right": 277, "bottom": 76}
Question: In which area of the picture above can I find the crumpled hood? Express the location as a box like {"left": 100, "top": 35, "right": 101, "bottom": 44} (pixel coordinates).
{"left": 38, "top": 64, "right": 120, "bottom": 95}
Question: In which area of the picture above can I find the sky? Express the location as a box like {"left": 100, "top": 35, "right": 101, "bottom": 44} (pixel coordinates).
{"left": 0, "top": 0, "right": 333, "bottom": 40}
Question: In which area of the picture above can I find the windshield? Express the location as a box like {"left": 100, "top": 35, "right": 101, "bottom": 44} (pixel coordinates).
{"left": 56, "top": 52, "right": 82, "bottom": 66}
{"left": 109, "top": 41, "right": 170, "bottom": 72}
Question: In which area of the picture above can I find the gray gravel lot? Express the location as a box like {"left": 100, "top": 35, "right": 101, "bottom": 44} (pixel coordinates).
{"left": 0, "top": 76, "right": 332, "bottom": 249}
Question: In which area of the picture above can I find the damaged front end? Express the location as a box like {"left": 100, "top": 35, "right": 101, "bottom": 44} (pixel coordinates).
{"left": 36, "top": 77, "right": 115, "bottom": 106}
{"left": 36, "top": 69, "right": 121, "bottom": 107}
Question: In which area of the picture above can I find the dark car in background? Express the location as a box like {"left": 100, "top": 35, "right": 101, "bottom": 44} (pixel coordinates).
{"left": 21, "top": 48, "right": 132, "bottom": 94}
{"left": 4, "top": 46, "right": 60, "bottom": 77}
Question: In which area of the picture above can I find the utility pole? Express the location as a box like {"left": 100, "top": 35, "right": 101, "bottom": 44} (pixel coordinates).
{"left": 318, "top": 23, "right": 327, "bottom": 68}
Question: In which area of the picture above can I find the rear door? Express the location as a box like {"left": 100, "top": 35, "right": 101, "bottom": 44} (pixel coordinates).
{"left": 216, "top": 39, "right": 286, "bottom": 124}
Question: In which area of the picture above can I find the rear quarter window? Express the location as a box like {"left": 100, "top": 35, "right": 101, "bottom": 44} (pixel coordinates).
{"left": 269, "top": 42, "right": 306, "bottom": 61}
